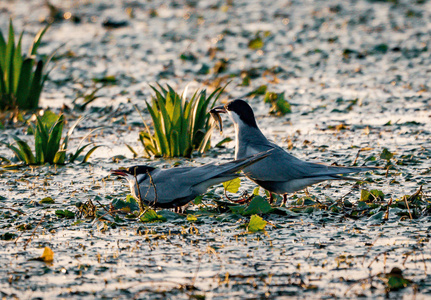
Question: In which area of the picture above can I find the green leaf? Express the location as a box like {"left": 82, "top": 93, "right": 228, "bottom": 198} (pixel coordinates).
{"left": 12, "top": 32, "right": 23, "bottom": 94}
{"left": 27, "top": 60, "right": 44, "bottom": 109}
{"left": 248, "top": 215, "right": 267, "bottom": 232}
{"left": 81, "top": 145, "right": 102, "bottom": 163}
{"left": 91, "top": 75, "right": 117, "bottom": 84}
{"left": 55, "top": 210, "right": 75, "bottom": 219}
{"left": 140, "top": 209, "right": 166, "bottom": 223}
{"left": 112, "top": 195, "right": 140, "bottom": 213}
{"left": 245, "top": 85, "right": 267, "bottom": 97}
{"left": 380, "top": 148, "right": 394, "bottom": 160}
{"left": 40, "top": 197, "right": 55, "bottom": 204}
{"left": 264, "top": 92, "right": 291, "bottom": 116}
{"left": 243, "top": 196, "right": 273, "bottom": 215}
{"left": 368, "top": 211, "right": 385, "bottom": 225}
{"left": 53, "top": 150, "right": 66, "bottom": 164}
{"left": 45, "top": 115, "right": 64, "bottom": 163}
{"left": 1, "top": 232, "right": 17, "bottom": 241}
{"left": 15, "top": 58, "right": 33, "bottom": 108}
{"left": 215, "top": 137, "right": 232, "bottom": 148}
{"left": 360, "top": 189, "right": 384, "bottom": 202}
{"left": 0, "top": 28, "right": 7, "bottom": 71}
{"left": 28, "top": 24, "right": 50, "bottom": 56}
{"left": 146, "top": 100, "right": 169, "bottom": 155}
{"left": 248, "top": 36, "right": 264, "bottom": 49}
{"left": 2, "top": 142, "right": 26, "bottom": 163}
{"left": 10, "top": 135, "right": 35, "bottom": 164}
{"left": 387, "top": 276, "right": 410, "bottom": 291}
{"left": 223, "top": 177, "right": 241, "bottom": 194}
{"left": 5, "top": 20, "right": 15, "bottom": 94}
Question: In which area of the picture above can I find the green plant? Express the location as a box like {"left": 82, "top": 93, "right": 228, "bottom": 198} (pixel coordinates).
{"left": 2, "top": 113, "right": 101, "bottom": 165}
{"left": 263, "top": 91, "right": 291, "bottom": 116}
{"left": 0, "top": 20, "right": 52, "bottom": 110}
{"left": 137, "top": 84, "right": 225, "bottom": 157}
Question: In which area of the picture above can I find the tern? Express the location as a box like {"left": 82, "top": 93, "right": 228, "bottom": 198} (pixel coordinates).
{"left": 210, "top": 99, "right": 377, "bottom": 203}
{"left": 111, "top": 150, "right": 270, "bottom": 209}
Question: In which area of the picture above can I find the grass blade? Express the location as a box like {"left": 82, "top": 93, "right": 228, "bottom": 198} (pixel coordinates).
{"left": 146, "top": 100, "right": 169, "bottom": 156}
{"left": 15, "top": 58, "right": 33, "bottom": 108}
{"left": 27, "top": 60, "right": 43, "bottom": 109}
{"left": 10, "top": 135, "right": 35, "bottom": 165}
{"left": 45, "top": 115, "right": 64, "bottom": 163}
{"left": 1, "top": 141, "right": 25, "bottom": 163}
{"left": 5, "top": 20, "right": 15, "bottom": 94}
{"left": 12, "top": 32, "right": 23, "bottom": 94}
{"left": 53, "top": 150, "right": 66, "bottom": 165}
{"left": 28, "top": 24, "right": 50, "bottom": 56}
{"left": 81, "top": 145, "right": 102, "bottom": 163}
{"left": 0, "top": 29, "right": 6, "bottom": 70}
{"left": 69, "top": 143, "right": 92, "bottom": 163}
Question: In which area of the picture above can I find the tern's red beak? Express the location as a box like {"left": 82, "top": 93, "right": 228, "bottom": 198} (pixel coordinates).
{"left": 110, "top": 169, "right": 127, "bottom": 176}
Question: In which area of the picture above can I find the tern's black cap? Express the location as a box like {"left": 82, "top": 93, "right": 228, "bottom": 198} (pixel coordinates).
{"left": 126, "top": 165, "right": 156, "bottom": 175}
{"left": 226, "top": 99, "right": 258, "bottom": 128}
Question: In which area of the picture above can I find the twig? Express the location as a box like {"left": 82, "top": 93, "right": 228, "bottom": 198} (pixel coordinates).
{"left": 403, "top": 196, "right": 413, "bottom": 220}
{"left": 146, "top": 170, "right": 158, "bottom": 207}
{"left": 21, "top": 213, "right": 46, "bottom": 250}
{"left": 0, "top": 205, "right": 26, "bottom": 215}
{"left": 383, "top": 198, "right": 393, "bottom": 220}
{"left": 96, "top": 209, "right": 123, "bottom": 222}
{"left": 133, "top": 168, "right": 145, "bottom": 213}
{"left": 94, "top": 199, "right": 111, "bottom": 214}
{"left": 361, "top": 234, "right": 382, "bottom": 265}
{"left": 190, "top": 253, "right": 202, "bottom": 288}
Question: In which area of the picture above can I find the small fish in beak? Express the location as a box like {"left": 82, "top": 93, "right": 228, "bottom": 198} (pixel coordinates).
{"left": 209, "top": 105, "right": 227, "bottom": 133}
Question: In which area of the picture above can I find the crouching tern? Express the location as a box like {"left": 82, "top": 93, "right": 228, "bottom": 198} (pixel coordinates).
{"left": 110, "top": 150, "right": 270, "bottom": 209}
{"left": 210, "top": 99, "right": 378, "bottom": 202}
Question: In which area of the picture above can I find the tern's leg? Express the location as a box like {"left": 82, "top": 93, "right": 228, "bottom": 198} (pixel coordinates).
{"left": 282, "top": 194, "right": 287, "bottom": 206}
{"left": 269, "top": 192, "right": 274, "bottom": 204}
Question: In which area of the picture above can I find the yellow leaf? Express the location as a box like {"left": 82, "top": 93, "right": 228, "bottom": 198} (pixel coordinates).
{"left": 40, "top": 246, "right": 54, "bottom": 262}
{"left": 223, "top": 177, "right": 241, "bottom": 193}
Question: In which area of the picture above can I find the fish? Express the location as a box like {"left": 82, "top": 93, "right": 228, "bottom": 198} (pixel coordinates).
{"left": 210, "top": 110, "right": 223, "bottom": 133}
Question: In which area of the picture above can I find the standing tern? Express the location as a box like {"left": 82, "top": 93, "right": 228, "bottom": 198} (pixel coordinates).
{"left": 210, "top": 99, "right": 378, "bottom": 203}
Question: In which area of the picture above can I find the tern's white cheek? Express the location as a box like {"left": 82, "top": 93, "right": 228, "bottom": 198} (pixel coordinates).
{"left": 228, "top": 111, "right": 241, "bottom": 124}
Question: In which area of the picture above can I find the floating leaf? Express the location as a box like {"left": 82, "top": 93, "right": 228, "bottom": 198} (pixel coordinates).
{"left": 92, "top": 75, "right": 117, "bottom": 84}
{"left": 368, "top": 211, "right": 385, "bottom": 225}
{"left": 40, "top": 246, "right": 54, "bottom": 262}
{"left": 248, "top": 36, "right": 264, "bottom": 49}
{"left": 140, "top": 209, "right": 166, "bottom": 223}
{"left": 0, "top": 232, "right": 17, "bottom": 240}
{"left": 264, "top": 92, "right": 291, "bottom": 116}
{"left": 243, "top": 196, "right": 273, "bottom": 215}
{"left": 248, "top": 215, "right": 267, "bottom": 232}
{"left": 380, "top": 148, "right": 394, "bottom": 160}
{"left": 112, "top": 195, "right": 140, "bottom": 213}
{"left": 55, "top": 210, "right": 75, "bottom": 219}
{"left": 187, "top": 214, "right": 198, "bottom": 222}
{"left": 361, "top": 189, "right": 385, "bottom": 202}
{"left": 223, "top": 177, "right": 241, "bottom": 194}
{"left": 40, "top": 197, "right": 54, "bottom": 204}
{"left": 245, "top": 85, "right": 267, "bottom": 97}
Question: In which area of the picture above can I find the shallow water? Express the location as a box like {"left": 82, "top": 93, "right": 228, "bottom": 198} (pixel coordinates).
{"left": 1, "top": 0, "right": 431, "bottom": 298}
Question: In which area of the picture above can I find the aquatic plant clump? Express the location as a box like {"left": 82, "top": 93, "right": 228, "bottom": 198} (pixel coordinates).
{"left": 0, "top": 20, "right": 52, "bottom": 110}
{"left": 2, "top": 113, "right": 101, "bottom": 165}
{"left": 138, "top": 84, "right": 225, "bottom": 157}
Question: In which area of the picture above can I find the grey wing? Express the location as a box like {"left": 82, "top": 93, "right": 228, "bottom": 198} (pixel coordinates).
{"left": 145, "top": 167, "right": 199, "bottom": 204}
{"left": 243, "top": 144, "right": 374, "bottom": 182}
{"left": 149, "top": 164, "right": 239, "bottom": 201}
